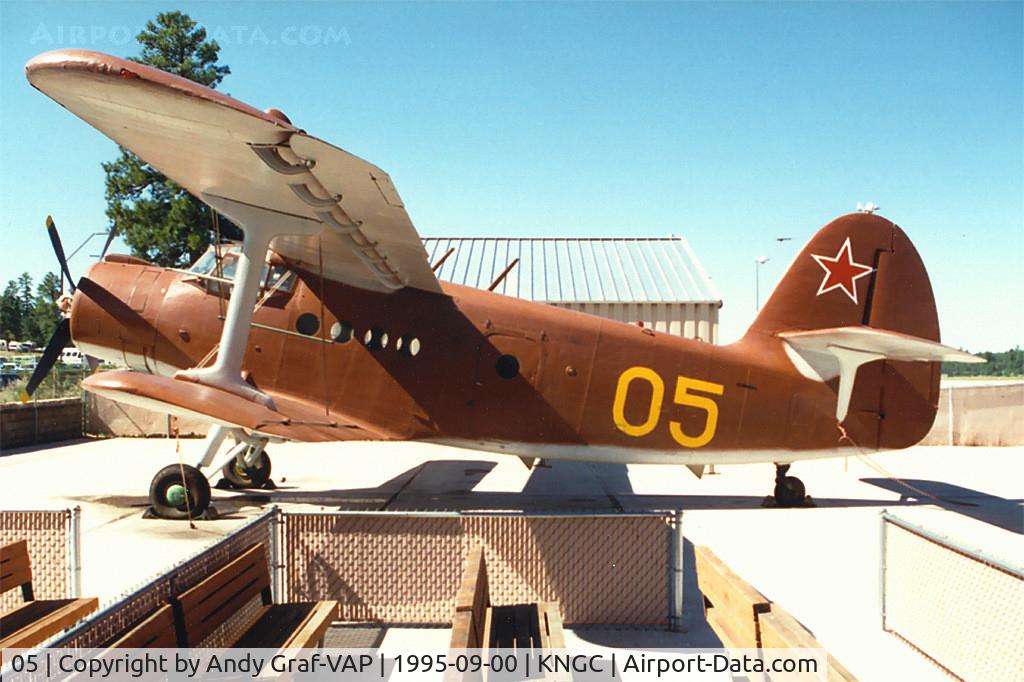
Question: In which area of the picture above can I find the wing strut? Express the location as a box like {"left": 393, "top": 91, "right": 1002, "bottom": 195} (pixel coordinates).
{"left": 175, "top": 195, "right": 322, "bottom": 408}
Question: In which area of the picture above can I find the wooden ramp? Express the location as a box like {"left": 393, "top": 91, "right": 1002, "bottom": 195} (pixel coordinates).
{"left": 695, "top": 545, "right": 856, "bottom": 682}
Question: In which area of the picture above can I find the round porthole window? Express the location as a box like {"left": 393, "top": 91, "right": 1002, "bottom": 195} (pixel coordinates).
{"left": 396, "top": 335, "right": 421, "bottom": 357}
{"left": 295, "top": 312, "right": 319, "bottom": 336}
{"left": 331, "top": 321, "right": 353, "bottom": 343}
{"left": 364, "top": 328, "right": 388, "bottom": 350}
{"left": 496, "top": 354, "right": 519, "bottom": 379}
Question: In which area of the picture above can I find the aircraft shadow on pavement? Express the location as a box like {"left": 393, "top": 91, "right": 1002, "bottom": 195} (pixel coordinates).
{"left": 79, "top": 460, "right": 1016, "bottom": 529}
{"left": 860, "top": 477, "right": 1024, "bottom": 534}
{"left": 231, "top": 460, "right": 498, "bottom": 509}
{"left": 225, "top": 459, "right": 995, "bottom": 516}
{"left": 234, "top": 459, "right": 639, "bottom": 511}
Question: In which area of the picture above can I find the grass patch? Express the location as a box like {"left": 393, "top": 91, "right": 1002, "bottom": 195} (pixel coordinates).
{"left": 0, "top": 366, "right": 86, "bottom": 403}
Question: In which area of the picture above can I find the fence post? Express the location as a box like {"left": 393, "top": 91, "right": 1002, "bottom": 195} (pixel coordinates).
{"left": 879, "top": 510, "right": 887, "bottom": 631}
{"left": 69, "top": 506, "right": 82, "bottom": 597}
{"left": 269, "top": 506, "right": 283, "bottom": 602}
{"left": 671, "top": 509, "right": 684, "bottom": 632}
{"left": 81, "top": 390, "right": 88, "bottom": 438}
{"left": 947, "top": 385, "right": 955, "bottom": 446}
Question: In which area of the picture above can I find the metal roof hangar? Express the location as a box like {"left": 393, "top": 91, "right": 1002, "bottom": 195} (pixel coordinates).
{"left": 423, "top": 237, "right": 722, "bottom": 342}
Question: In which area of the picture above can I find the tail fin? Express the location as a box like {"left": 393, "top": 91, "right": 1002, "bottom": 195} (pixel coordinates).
{"left": 750, "top": 212, "right": 939, "bottom": 340}
{"left": 748, "top": 213, "right": 980, "bottom": 449}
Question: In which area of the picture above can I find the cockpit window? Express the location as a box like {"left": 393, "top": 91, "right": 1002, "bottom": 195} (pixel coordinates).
{"left": 219, "top": 254, "right": 239, "bottom": 282}
{"left": 265, "top": 264, "right": 290, "bottom": 292}
{"left": 187, "top": 244, "right": 295, "bottom": 296}
{"left": 189, "top": 248, "right": 219, "bottom": 277}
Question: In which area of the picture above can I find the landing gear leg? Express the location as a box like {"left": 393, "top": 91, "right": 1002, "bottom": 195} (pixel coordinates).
{"left": 220, "top": 443, "right": 274, "bottom": 489}
{"left": 770, "top": 464, "right": 811, "bottom": 508}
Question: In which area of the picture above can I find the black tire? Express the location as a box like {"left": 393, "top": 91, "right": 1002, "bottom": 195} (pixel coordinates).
{"left": 774, "top": 475, "right": 806, "bottom": 507}
{"left": 149, "top": 464, "right": 211, "bottom": 520}
{"left": 222, "top": 449, "right": 272, "bottom": 488}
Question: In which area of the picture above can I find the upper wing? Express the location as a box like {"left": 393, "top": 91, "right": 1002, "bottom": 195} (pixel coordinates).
{"left": 26, "top": 49, "right": 441, "bottom": 294}
{"left": 84, "top": 370, "right": 391, "bottom": 442}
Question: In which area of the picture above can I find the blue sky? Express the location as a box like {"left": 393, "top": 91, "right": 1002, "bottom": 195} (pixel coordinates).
{"left": 1, "top": 1, "right": 1020, "bottom": 349}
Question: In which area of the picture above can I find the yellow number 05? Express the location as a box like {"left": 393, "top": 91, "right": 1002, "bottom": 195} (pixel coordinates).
{"left": 612, "top": 367, "right": 724, "bottom": 448}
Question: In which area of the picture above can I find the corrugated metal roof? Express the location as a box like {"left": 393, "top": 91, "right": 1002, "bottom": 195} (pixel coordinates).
{"left": 421, "top": 237, "right": 721, "bottom": 304}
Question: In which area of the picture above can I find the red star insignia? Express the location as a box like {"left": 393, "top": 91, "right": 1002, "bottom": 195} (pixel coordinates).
{"left": 811, "top": 237, "right": 874, "bottom": 304}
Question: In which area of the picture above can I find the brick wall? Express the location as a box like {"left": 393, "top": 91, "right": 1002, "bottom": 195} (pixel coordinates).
{"left": 0, "top": 398, "right": 82, "bottom": 452}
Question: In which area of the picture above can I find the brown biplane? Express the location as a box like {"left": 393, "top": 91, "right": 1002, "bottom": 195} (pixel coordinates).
{"left": 23, "top": 49, "right": 981, "bottom": 518}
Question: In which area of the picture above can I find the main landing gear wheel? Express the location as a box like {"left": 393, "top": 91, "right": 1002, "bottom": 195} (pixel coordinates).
{"left": 221, "top": 448, "right": 272, "bottom": 489}
{"left": 148, "top": 464, "right": 211, "bottom": 520}
{"left": 770, "top": 463, "right": 812, "bottom": 508}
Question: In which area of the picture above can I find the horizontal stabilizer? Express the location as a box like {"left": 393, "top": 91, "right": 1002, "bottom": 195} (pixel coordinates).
{"left": 779, "top": 326, "right": 983, "bottom": 421}
{"left": 83, "top": 370, "right": 385, "bottom": 442}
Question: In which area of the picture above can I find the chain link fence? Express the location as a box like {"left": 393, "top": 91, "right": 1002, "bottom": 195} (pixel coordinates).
{"left": 0, "top": 508, "right": 80, "bottom": 612}
{"left": 282, "top": 510, "right": 674, "bottom": 626}
{"left": 50, "top": 508, "right": 275, "bottom": 649}
{"left": 45, "top": 507, "right": 676, "bottom": 650}
{"left": 881, "top": 511, "right": 1023, "bottom": 681}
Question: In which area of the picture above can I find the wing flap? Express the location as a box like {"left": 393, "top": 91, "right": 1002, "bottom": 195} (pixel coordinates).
{"left": 83, "top": 370, "right": 385, "bottom": 442}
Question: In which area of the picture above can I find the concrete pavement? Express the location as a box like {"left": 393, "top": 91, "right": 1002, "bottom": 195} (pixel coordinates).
{"left": 1, "top": 438, "right": 1020, "bottom": 680}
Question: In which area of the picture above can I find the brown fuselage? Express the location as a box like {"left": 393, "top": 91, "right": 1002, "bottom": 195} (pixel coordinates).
{"left": 71, "top": 251, "right": 931, "bottom": 464}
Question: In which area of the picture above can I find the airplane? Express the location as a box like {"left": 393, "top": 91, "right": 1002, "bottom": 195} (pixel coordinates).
{"left": 22, "top": 49, "right": 983, "bottom": 519}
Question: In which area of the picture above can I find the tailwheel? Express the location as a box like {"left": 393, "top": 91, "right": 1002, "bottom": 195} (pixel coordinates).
{"left": 770, "top": 464, "right": 812, "bottom": 508}
{"left": 221, "top": 448, "right": 272, "bottom": 489}
{"left": 148, "top": 464, "right": 211, "bottom": 520}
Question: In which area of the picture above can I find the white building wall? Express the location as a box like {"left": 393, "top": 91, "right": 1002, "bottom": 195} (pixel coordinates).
{"left": 550, "top": 301, "right": 719, "bottom": 343}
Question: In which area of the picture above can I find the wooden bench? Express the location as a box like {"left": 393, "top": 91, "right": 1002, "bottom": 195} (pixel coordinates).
{"left": 450, "top": 545, "right": 566, "bottom": 651}
{"left": 0, "top": 540, "right": 98, "bottom": 652}
{"left": 174, "top": 542, "right": 335, "bottom": 648}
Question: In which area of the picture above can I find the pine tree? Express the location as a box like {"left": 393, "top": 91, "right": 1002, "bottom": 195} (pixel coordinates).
{"left": 32, "top": 272, "right": 62, "bottom": 346}
{"left": 16, "top": 273, "right": 39, "bottom": 344}
{"left": 0, "top": 280, "right": 22, "bottom": 341}
{"left": 103, "top": 11, "right": 238, "bottom": 268}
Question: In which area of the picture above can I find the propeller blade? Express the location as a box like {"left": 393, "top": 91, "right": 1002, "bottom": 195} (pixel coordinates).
{"left": 46, "top": 216, "right": 76, "bottom": 293}
{"left": 21, "top": 318, "right": 72, "bottom": 402}
{"left": 98, "top": 223, "right": 118, "bottom": 259}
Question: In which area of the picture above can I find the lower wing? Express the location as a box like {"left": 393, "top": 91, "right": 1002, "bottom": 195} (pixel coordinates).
{"left": 83, "top": 370, "right": 388, "bottom": 442}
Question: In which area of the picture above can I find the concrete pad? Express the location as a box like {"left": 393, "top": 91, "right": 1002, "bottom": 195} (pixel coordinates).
{"left": 2, "top": 437, "right": 1021, "bottom": 681}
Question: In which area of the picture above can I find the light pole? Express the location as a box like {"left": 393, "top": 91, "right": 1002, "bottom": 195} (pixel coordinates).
{"left": 754, "top": 256, "right": 769, "bottom": 311}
